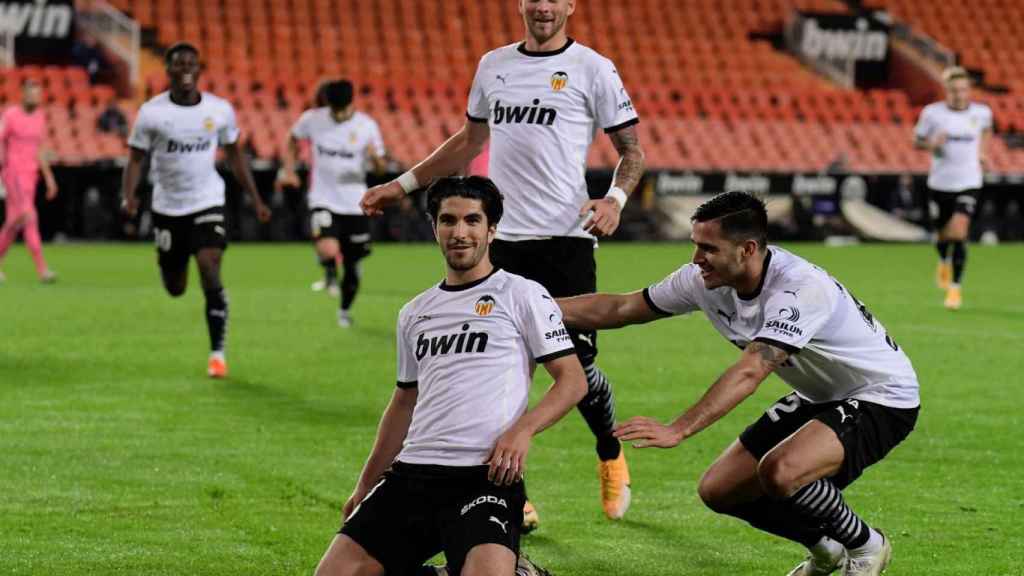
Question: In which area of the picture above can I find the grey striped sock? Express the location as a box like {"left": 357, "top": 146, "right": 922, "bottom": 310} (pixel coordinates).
{"left": 789, "top": 479, "right": 871, "bottom": 549}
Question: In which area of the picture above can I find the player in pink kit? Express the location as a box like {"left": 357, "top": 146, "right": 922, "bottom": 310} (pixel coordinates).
{"left": 0, "top": 79, "right": 58, "bottom": 283}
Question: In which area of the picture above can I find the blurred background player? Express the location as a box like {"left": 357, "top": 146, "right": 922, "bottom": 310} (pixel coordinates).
{"left": 120, "top": 42, "right": 272, "bottom": 377}
{"left": 317, "top": 176, "right": 583, "bottom": 576}
{"left": 361, "top": 0, "right": 646, "bottom": 526}
{"left": 913, "top": 66, "right": 991, "bottom": 310}
{"left": 0, "top": 79, "right": 59, "bottom": 284}
{"left": 278, "top": 79, "right": 386, "bottom": 327}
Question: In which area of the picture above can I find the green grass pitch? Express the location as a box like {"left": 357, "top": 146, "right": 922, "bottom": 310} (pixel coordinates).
{"left": 1, "top": 242, "right": 1021, "bottom": 575}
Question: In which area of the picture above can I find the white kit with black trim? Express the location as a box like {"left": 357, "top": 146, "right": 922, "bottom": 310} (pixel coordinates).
{"left": 395, "top": 269, "right": 576, "bottom": 466}
{"left": 644, "top": 247, "right": 920, "bottom": 408}
{"left": 467, "top": 39, "right": 639, "bottom": 238}
{"left": 128, "top": 92, "right": 239, "bottom": 216}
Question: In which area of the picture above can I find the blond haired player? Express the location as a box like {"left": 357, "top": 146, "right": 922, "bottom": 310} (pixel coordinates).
{"left": 914, "top": 66, "right": 992, "bottom": 310}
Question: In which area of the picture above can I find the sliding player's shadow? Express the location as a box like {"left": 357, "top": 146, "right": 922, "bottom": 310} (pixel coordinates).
{"left": 213, "top": 376, "right": 356, "bottom": 427}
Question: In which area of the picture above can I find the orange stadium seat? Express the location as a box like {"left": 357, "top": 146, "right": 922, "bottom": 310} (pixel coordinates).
{"left": 21, "top": 0, "right": 1023, "bottom": 172}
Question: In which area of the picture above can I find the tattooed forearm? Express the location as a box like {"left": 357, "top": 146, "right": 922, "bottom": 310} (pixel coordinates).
{"left": 608, "top": 126, "right": 646, "bottom": 195}
{"left": 747, "top": 341, "right": 791, "bottom": 371}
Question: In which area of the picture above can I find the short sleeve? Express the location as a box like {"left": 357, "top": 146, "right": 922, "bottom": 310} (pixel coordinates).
{"left": 466, "top": 56, "right": 490, "bottom": 123}
{"left": 913, "top": 106, "right": 934, "bottom": 139}
{"left": 753, "top": 280, "right": 834, "bottom": 354}
{"left": 291, "top": 110, "right": 313, "bottom": 140}
{"left": 982, "top": 106, "right": 994, "bottom": 131}
{"left": 127, "top": 106, "right": 152, "bottom": 150}
{"left": 368, "top": 118, "right": 386, "bottom": 156}
{"left": 396, "top": 311, "right": 418, "bottom": 388}
{"left": 218, "top": 104, "right": 240, "bottom": 145}
{"left": 644, "top": 264, "right": 702, "bottom": 316}
{"left": 591, "top": 58, "right": 638, "bottom": 133}
{"left": 517, "top": 281, "right": 576, "bottom": 364}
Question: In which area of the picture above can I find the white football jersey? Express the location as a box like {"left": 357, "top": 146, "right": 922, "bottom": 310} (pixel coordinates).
{"left": 467, "top": 39, "right": 638, "bottom": 238}
{"left": 128, "top": 92, "right": 239, "bottom": 216}
{"left": 645, "top": 247, "right": 920, "bottom": 409}
{"left": 291, "top": 109, "right": 385, "bottom": 215}
{"left": 395, "top": 269, "right": 576, "bottom": 466}
{"left": 914, "top": 102, "right": 992, "bottom": 192}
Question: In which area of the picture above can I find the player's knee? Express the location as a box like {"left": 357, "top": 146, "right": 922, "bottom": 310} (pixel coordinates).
{"left": 757, "top": 453, "right": 800, "bottom": 499}
{"left": 697, "top": 472, "right": 733, "bottom": 514}
{"left": 165, "top": 283, "right": 186, "bottom": 297}
{"left": 314, "top": 554, "right": 375, "bottom": 576}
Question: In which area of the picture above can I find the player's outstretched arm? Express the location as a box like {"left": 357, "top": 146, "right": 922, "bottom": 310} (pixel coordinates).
{"left": 360, "top": 120, "right": 490, "bottom": 216}
{"left": 119, "top": 147, "right": 148, "bottom": 217}
{"left": 558, "top": 290, "right": 664, "bottom": 331}
{"left": 486, "top": 354, "right": 587, "bottom": 486}
{"left": 223, "top": 142, "right": 272, "bottom": 222}
{"left": 343, "top": 386, "right": 418, "bottom": 520}
{"left": 616, "top": 341, "right": 789, "bottom": 449}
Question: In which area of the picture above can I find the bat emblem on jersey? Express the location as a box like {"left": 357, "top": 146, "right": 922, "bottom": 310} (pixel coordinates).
{"left": 550, "top": 71, "right": 569, "bottom": 92}
{"left": 475, "top": 295, "right": 496, "bottom": 316}
{"left": 716, "top": 309, "right": 735, "bottom": 325}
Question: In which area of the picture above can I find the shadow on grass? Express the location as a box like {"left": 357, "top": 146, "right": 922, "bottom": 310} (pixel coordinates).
{"left": 213, "top": 377, "right": 361, "bottom": 428}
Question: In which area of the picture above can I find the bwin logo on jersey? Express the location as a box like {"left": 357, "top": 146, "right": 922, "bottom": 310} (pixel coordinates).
{"left": 166, "top": 139, "right": 213, "bottom": 153}
{"left": 316, "top": 144, "right": 356, "bottom": 159}
{"left": 493, "top": 99, "right": 557, "bottom": 126}
{"left": 475, "top": 295, "right": 496, "bottom": 316}
{"left": 415, "top": 323, "right": 489, "bottom": 360}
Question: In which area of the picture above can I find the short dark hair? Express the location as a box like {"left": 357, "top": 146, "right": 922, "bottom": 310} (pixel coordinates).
{"left": 164, "top": 42, "right": 199, "bottom": 66}
{"left": 691, "top": 191, "right": 768, "bottom": 249}
{"left": 314, "top": 79, "right": 331, "bottom": 107}
{"left": 426, "top": 176, "right": 504, "bottom": 227}
{"left": 324, "top": 80, "right": 354, "bottom": 110}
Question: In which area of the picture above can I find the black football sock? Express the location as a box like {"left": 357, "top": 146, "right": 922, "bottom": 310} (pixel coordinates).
{"left": 936, "top": 241, "right": 950, "bottom": 261}
{"left": 951, "top": 241, "right": 967, "bottom": 284}
{"left": 204, "top": 287, "right": 228, "bottom": 354}
{"left": 341, "top": 259, "right": 361, "bottom": 311}
{"left": 578, "top": 362, "right": 621, "bottom": 461}
{"left": 320, "top": 256, "right": 337, "bottom": 285}
{"left": 727, "top": 497, "right": 826, "bottom": 548}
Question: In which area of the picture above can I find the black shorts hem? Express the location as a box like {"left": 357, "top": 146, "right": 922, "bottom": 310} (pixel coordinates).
{"left": 739, "top": 394, "right": 918, "bottom": 489}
